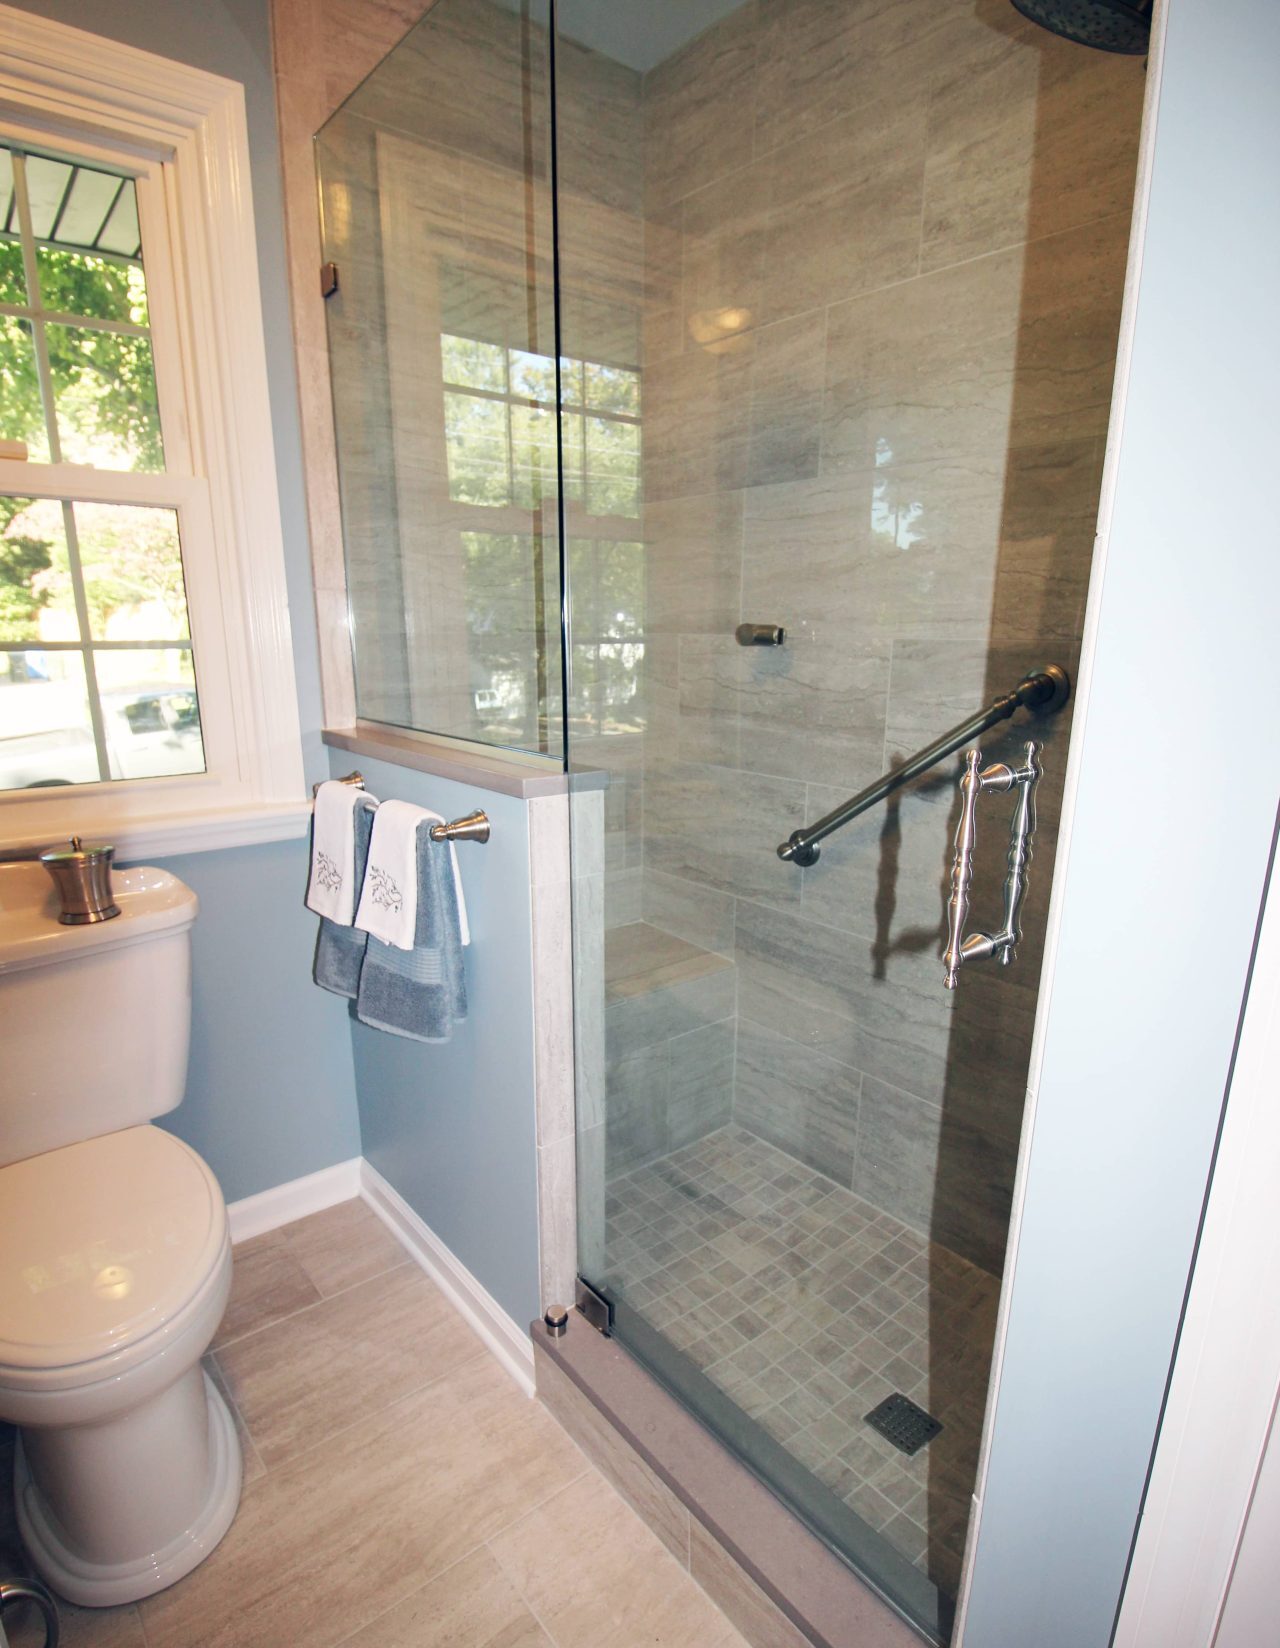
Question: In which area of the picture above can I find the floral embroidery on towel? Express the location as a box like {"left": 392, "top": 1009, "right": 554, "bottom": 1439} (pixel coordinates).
{"left": 367, "top": 865, "right": 403, "bottom": 914}
{"left": 314, "top": 850, "right": 343, "bottom": 892}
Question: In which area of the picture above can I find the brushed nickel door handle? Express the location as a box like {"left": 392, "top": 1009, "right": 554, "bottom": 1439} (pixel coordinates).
{"left": 943, "top": 741, "right": 1041, "bottom": 990}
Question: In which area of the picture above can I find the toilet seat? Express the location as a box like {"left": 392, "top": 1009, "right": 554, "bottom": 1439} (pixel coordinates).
{"left": 0, "top": 1126, "right": 227, "bottom": 1390}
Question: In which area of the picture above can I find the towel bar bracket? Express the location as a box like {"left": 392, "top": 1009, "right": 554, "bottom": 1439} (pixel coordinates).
{"left": 429, "top": 810, "right": 490, "bottom": 845}
{"left": 312, "top": 771, "right": 364, "bottom": 798}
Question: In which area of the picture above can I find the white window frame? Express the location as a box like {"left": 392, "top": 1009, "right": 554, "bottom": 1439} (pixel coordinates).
{"left": 0, "top": 4, "right": 306, "bottom": 857}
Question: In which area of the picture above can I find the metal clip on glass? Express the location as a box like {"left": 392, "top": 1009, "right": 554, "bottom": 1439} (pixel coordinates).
{"left": 943, "top": 741, "right": 1040, "bottom": 990}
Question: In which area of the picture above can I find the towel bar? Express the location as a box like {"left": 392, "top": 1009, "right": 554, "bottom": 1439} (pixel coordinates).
{"left": 312, "top": 774, "right": 489, "bottom": 843}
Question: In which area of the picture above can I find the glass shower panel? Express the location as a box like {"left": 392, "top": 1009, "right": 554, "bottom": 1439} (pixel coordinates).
{"left": 562, "top": 1, "right": 1145, "bottom": 1638}
{"left": 317, "top": 0, "right": 563, "bottom": 759}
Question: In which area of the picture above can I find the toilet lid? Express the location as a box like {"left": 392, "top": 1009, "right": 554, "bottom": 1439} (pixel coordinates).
{"left": 0, "top": 1126, "right": 226, "bottom": 1370}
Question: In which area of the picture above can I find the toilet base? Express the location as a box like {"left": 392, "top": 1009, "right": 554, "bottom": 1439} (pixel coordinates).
{"left": 15, "top": 1372, "right": 242, "bottom": 1607}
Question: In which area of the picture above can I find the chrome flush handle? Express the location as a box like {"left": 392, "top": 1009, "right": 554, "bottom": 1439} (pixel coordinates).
{"left": 943, "top": 741, "right": 1041, "bottom": 990}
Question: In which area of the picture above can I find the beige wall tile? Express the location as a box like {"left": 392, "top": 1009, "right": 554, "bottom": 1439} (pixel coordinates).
{"left": 760, "top": 94, "right": 926, "bottom": 323}
{"left": 922, "top": 8, "right": 1145, "bottom": 271}
{"left": 644, "top": 336, "right": 756, "bottom": 502}
{"left": 680, "top": 162, "right": 769, "bottom": 351}
{"left": 643, "top": 5, "right": 759, "bottom": 213}
{"left": 823, "top": 248, "right": 1024, "bottom": 475}
{"left": 747, "top": 311, "right": 827, "bottom": 487}
{"left": 645, "top": 490, "right": 744, "bottom": 637}
{"left": 677, "top": 632, "right": 890, "bottom": 790}
{"left": 753, "top": 0, "right": 949, "bottom": 157}
{"left": 742, "top": 463, "right": 1005, "bottom": 644}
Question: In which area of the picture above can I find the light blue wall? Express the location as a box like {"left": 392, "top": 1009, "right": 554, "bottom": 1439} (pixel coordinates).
{"left": 962, "top": 2, "right": 1280, "bottom": 1643}
{"left": 156, "top": 840, "right": 361, "bottom": 1196}
{"left": 338, "top": 753, "right": 542, "bottom": 1328}
{"left": 9, "top": 0, "right": 361, "bottom": 1201}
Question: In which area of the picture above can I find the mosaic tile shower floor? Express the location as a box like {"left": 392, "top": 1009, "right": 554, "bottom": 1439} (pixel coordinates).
{"left": 603, "top": 1126, "right": 1002, "bottom": 1599}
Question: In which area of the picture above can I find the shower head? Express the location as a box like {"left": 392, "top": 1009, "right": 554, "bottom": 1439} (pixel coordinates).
{"left": 1010, "top": 0, "right": 1151, "bottom": 54}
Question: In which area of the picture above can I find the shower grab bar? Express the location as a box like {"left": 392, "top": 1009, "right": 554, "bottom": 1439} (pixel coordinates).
{"left": 311, "top": 772, "right": 491, "bottom": 844}
{"left": 775, "top": 664, "right": 1070, "bottom": 867}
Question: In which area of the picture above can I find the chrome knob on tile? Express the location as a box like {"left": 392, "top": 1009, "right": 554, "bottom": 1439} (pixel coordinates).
{"left": 943, "top": 741, "right": 1041, "bottom": 990}
{"left": 544, "top": 1305, "right": 569, "bottom": 1338}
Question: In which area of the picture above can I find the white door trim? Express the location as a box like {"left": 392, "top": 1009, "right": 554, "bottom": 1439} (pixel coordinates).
{"left": 1111, "top": 816, "right": 1280, "bottom": 1648}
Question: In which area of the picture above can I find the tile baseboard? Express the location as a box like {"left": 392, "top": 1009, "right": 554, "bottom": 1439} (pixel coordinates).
{"left": 359, "top": 1160, "right": 536, "bottom": 1397}
{"left": 226, "top": 1157, "right": 363, "bottom": 1244}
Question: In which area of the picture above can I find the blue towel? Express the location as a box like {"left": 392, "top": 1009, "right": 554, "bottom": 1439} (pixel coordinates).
{"left": 355, "top": 829, "right": 468, "bottom": 1042}
{"left": 313, "top": 798, "right": 376, "bottom": 998}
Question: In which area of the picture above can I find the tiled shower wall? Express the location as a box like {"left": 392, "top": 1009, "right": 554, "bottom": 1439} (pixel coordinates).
{"left": 576, "top": 0, "right": 1145, "bottom": 1274}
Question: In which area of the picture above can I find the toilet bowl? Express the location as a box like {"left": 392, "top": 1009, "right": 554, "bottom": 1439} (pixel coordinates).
{"left": 0, "top": 1125, "right": 242, "bottom": 1606}
{"left": 0, "top": 863, "right": 242, "bottom": 1604}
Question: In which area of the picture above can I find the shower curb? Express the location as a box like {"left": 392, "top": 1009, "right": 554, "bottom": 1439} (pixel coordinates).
{"left": 532, "top": 1319, "right": 928, "bottom": 1648}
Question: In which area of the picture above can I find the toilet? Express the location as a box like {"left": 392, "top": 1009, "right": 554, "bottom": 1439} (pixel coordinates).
{"left": 0, "top": 861, "right": 241, "bottom": 1607}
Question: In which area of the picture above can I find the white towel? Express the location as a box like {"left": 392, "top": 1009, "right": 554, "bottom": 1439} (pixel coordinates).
{"left": 306, "top": 780, "right": 376, "bottom": 926}
{"left": 354, "top": 799, "right": 470, "bottom": 951}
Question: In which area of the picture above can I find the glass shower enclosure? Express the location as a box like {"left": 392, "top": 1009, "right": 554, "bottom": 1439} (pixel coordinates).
{"left": 317, "top": 2, "right": 1146, "bottom": 1638}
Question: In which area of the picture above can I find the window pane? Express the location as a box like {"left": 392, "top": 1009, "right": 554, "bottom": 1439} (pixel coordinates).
{"left": 0, "top": 649, "right": 98, "bottom": 789}
{"left": 37, "top": 247, "right": 150, "bottom": 328}
{"left": 93, "top": 648, "right": 204, "bottom": 780}
{"left": 585, "top": 415, "right": 640, "bottom": 517}
{"left": 72, "top": 502, "right": 191, "bottom": 641}
{"left": 0, "top": 497, "right": 73, "bottom": 643}
{"left": 559, "top": 356, "right": 584, "bottom": 405}
{"left": 561, "top": 411, "right": 584, "bottom": 502}
{"left": 0, "top": 316, "right": 51, "bottom": 461}
{"left": 585, "top": 360, "right": 639, "bottom": 416}
{"left": 46, "top": 322, "right": 163, "bottom": 472}
{"left": 0, "top": 239, "right": 25, "bottom": 306}
{"left": 510, "top": 349, "right": 557, "bottom": 405}
{"left": 444, "top": 391, "right": 510, "bottom": 505}
{"left": 441, "top": 334, "right": 505, "bottom": 392}
{"left": 510, "top": 402, "right": 558, "bottom": 508}
{"left": 0, "top": 149, "right": 20, "bottom": 303}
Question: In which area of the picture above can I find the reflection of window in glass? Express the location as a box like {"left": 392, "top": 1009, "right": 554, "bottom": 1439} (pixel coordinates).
{"left": 568, "top": 537, "right": 644, "bottom": 738}
{"left": 871, "top": 474, "right": 925, "bottom": 550}
{"left": 460, "top": 530, "right": 541, "bottom": 744}
{"left": 1, "top": 140, "right": 204, "bottom": 790}
{"left": 441, "top": 334, "right": 640, "bottom": 519}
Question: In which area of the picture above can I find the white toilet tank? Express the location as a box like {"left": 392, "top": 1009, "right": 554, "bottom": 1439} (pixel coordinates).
{"left": 0, "top": 862, "right": 198, "bottom": 1168}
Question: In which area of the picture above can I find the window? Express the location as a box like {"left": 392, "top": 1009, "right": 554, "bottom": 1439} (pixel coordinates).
{"left": 1, "top": 144, "right": 206, "bottom": 790}
{"left": 0, "top": 8, "right": 304, "bottom": 853}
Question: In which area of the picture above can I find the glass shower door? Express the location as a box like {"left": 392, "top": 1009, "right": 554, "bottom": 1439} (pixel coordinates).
{"left": 559, "top": 1, "right": 1146, "bottom": 1637}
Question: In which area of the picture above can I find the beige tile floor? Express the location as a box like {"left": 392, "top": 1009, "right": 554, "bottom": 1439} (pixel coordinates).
{"left": 0, "top": 1200, "right": 750, "bottom": 1648}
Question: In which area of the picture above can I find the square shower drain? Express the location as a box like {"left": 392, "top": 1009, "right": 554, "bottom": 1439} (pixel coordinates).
{"left": 865, "top": 1392, "right": 943, "bottom": 1456}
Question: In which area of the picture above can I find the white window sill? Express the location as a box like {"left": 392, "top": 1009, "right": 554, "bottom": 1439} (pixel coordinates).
{"left": 0, "top": 800, "right": 311, "bottom": 862}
